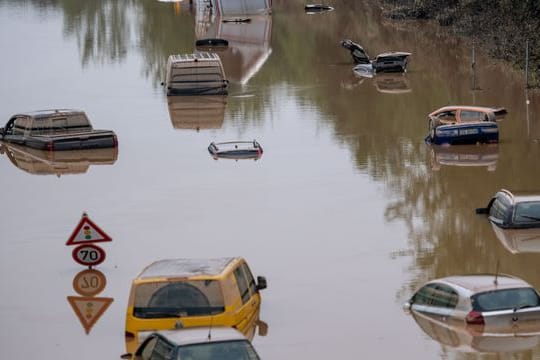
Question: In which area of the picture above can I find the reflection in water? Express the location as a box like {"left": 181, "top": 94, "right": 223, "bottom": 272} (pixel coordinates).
{"left": 68, "top": 269, "right": 113, "bottom": 335}
{"left": 491, "top": 223, "right": 540, "bottom": 255}
{"left": 167, "top": 95, "right": 226, "bottom": 130}
{"left": 0, "top": 142, "right": 118, "bottom": 176}
{"left": 196, "top": 12, "right": 272, "bottom": 85}
{"left": 411, "top": 311, "right": 540, "bottom": 354}
{"left": 429, "top": 144, "right": 499, "bottom": 172}
{"left": 374, "top": 73, "right": 411, "bottom": 94}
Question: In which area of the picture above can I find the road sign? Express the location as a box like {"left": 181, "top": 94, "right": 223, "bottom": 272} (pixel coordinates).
{"left": 66, "top": 213, "right": 112, "bottom": 246}
{"left": 72, "top": 244, "right": 106, "bottom": 267}
{"left": 73, "top": 269, "right": 107, "bottom": 296}
{"left": 67, "top": 296, "right": 113, "bottom": 334}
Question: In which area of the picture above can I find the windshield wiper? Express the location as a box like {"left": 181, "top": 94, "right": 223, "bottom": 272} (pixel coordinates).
{"left": 134, "top": 309, "right": 186, "bottom": 318}
{"left": 513, "top": 304, "right": 538, "bottom": 312}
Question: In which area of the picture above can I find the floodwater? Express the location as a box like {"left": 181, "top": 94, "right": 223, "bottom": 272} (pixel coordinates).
{"left": 1, "top": 0, "right": 540, "bottom": 359}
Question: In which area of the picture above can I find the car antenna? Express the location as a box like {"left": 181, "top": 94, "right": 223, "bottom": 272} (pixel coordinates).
{"left": 208, "top": 316, "right": 213, "bottom": 341}
{"left": 494, "top": 259, "right": 500, "bottom": 286}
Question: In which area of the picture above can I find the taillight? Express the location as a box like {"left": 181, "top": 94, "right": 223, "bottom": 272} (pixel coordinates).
{"left": 125, "top": 331, "right": 135, "bottom": 340}
{"left": 466, "top": 310, "right": 485, "bottom": 325}
{"left": 113, "top": 134, "right": 118, "bottom": 148}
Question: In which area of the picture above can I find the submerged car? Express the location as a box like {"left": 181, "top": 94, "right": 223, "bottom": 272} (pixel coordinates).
{"left": 164, "top": 53, "right": 229, "bottom": 96}
{"left": 341, "top": 39, "right": 411, "bottom": 74}
{"left": 208, "top": 140, "right": 263, "bottom": 160}
{"left": 476, "top": 189, "right": 540, "bottom": 229}
{"left": 125, "top": 327, "right": 261, "bottom": 360}
{"left": 426, "top": 105, "right": 507, "bottom": 145}
{"left": 124, "top": 257, "right": 266, "bottom": 354}
{"left": 0, "top": 109, "right": 118, "bottom": 151}
{"left": 304, "top": 4, "right": 334, "bottom": 14}
{"left": 404, "top": 274, "right": 540, "bottom": 334}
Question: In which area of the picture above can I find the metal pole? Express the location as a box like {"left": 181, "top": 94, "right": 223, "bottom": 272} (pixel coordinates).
{"left": 525, "top": 39, "right": 529, "bottom": 89}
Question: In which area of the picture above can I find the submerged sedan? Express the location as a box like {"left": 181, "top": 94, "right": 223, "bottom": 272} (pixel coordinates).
{"left": 426, "top": 105, "right": 507, "bottom": 145}
{"left": 476, "top": 189, "right": 540, "bottom": 229}
{"left": 404, "top": 274, "right": 540, "bottom": 334}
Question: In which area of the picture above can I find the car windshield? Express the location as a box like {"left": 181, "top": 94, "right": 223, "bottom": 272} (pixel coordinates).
{"left": 133, "top": 280, "right": 225, "bottom": 318}
{"left": 472, "top": 287, "right": 540, "bottom": 312}
{"left": 177, "top": 340, "right": 259, "bottom": 360}
{"left": 513, "top": 202, "right": 540, "bottom": 224}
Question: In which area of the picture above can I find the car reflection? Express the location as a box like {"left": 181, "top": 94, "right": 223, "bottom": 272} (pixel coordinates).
{"left": 429, "top": 144, "right": 499, "bottom": 171}
{"left": 374, "top": 73, "right": 411, "bottom": 94}
{"left": 491, "top": 223, "right": 540, "bottom": 254}
{"left": 167, "top": 95, "right": 226, "bottom": 130}
{"left": 0, "top": 142, "right": 118, "bottom": 176}
{"left": 411, "top": 311, "right": 540, "bottom": 353}
{"left": 195, "top": 2, "right": 272, "bottom": 85}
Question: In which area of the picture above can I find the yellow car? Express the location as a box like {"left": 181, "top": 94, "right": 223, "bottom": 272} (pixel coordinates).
{"left": 124, "top": 257, "right": 267, "bottom": 354}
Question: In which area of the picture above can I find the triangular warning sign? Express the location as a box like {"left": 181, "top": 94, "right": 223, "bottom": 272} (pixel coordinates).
{"left": 67, "top": 296, "right": 113, "bottom": 334}
{"left": 66, "top": 213, "right": 112, "bottom": 245}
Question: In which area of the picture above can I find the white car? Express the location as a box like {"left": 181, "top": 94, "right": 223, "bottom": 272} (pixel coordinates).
{"left": 126, "top": 327, "right": 261, "bottom": 360}
{"left": 404, "top": 274, "right": 540, "bottom": 333}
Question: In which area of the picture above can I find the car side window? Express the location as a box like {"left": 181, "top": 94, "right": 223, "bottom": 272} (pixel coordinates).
{"left": 234, "top": 265, "right": 251, "bottom": 304}
{"left": 241, "top": 263, "right": 257, "bottom": 295}
{"left": 412, "top": 284, "right": 436, "bottom": 305}
{"left": 513, "top": 202, "right": 540, "bottom": 224}
{"left": 138, "top": 337, "right": 158, "bottom": 360}
{"left": 460, "top": 110, "right": 485, "bottom": 123}
{"left": 151, "top": 339, "right": 174, "bottom": 360}
{"left": 413, "top": 283, "right": 457, "bottom": 308}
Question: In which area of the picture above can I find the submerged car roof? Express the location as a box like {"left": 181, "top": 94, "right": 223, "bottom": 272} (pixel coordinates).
{"left": 434, "top": 274, "right": 532, "bottom": 294}
{"left": 153, "top": 327, "right": 248, "bottom": 346}
{"left": 430, "top": 105, "right": 505, "bottom": 116}
{"left": 13, "top": 109, "right": 84, "bottom": 119}
{"left": 496, "top": 189, "right": 540, "bottom": 204}
{"left": 136, "top": 258, "right": 236, "bottom": 280}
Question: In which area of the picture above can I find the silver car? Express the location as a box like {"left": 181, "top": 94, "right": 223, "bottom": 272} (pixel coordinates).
{"left": 404, "top": 274, "right": 540, "bottom": 333}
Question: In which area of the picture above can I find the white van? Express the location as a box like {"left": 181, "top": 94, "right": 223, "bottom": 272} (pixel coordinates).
{"left": 165, "top": 52, "right": 228, "bottom": 95}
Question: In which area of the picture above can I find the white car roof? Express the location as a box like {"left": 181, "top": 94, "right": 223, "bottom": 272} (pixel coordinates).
{"left": 434, "top": 274, "right": 532, "bottom": 295}
{"left": 155, "top": 327, "right": 248, "bottom": 346}
{"left": 136, "top": 258, "right": 235, "bottom": 279}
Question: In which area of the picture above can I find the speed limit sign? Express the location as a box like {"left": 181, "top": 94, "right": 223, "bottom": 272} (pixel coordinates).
{"left": 72, "top": 244, "right": 106, "bottom": 267}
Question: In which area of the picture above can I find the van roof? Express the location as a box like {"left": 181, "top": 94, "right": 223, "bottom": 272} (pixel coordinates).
{"left": 15, "top": 109, "right": 84, "bottom": 119}
{"left": 136, "top": 258, "right": 237, "bottom": 279}
{"left": 168, "top": 52, "right": 222, "bottom": 65}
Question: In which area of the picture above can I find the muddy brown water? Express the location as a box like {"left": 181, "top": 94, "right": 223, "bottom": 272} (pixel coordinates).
{"left": 1, "top": 0, "right": 540, "bottom": 359}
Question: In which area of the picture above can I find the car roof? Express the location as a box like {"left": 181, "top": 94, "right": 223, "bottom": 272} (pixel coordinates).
{"left": 497, "top": 189, "right": 540, "bottom": 203}
{"left": 153, "top": 327, "right": 248, "bottom": 346}
{"left": 434, "top": 274, "right": 532, "bottom": 294}
{"left": 13, "top": 109, "right": 84, "bottom": 119}
{"left": 136, "top": 257, "right": 237, "bottom": 280}
{"left": 430, "top": 105, "right": 500, "bottom": 115}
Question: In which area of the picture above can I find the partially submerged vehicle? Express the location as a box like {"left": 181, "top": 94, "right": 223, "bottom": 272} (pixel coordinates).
{"left": 124, "top": 257, "right": 267, "bottom": 354}
{"left": 426, "top": 105, "right": 507, "bottom": 145}
{"left": 476, "top": 189, "right": 540, "bottom": 229}
{"left": 304, "top": 4, "right": 334, "bottom": 14}
{"left": 341, "top": 39, "right": 411, "bottom": 75}
{"left": 208, "top": 140, "right": 263, "bottom": 160}
{"left": 124, "top": 327, "right": 261, "bottom": 360}
{"left": 0, "top": 109, "right": 118, "bottom": 151}
{"left": 404, "top": 274, "right": 540, "bottom": 334}
{"left": 0, "top": 142, "right": 117, "bottom": 176}
{"left": 164, "top": 53, "right": 229, "bottom": 96}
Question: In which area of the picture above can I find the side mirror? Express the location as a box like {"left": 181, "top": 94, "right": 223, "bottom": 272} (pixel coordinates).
{"left": 256, "top": 276, "right": 267, "bottom": 290}
{"left": 475, "top": 207, "right": 488, "bottom": 214}
{"left": 120, "top": 353, "right": 132, "bottom": 359}
{"left": 256, "top": 319, "right": 268, "bottom": 336}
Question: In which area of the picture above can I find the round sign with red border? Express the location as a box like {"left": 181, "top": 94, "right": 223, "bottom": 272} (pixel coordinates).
{"left": 72, "top": 244, "right": 106, "bottom": 267}
{"left": 72, "top": 269, "right": 107, "bottom": 296}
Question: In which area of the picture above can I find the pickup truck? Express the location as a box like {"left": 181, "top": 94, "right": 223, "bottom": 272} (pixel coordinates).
{"left": 0, "top": 109, "right": 118, "bottom": 151}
